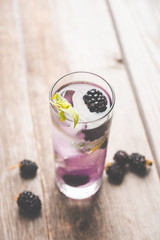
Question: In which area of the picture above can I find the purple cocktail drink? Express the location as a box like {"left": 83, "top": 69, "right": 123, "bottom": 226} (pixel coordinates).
{"left": 49, "top": 72, "right": 115, "bottom": 199}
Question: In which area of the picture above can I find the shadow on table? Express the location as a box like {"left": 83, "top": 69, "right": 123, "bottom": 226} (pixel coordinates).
{"left": 18, "top": 209, "right": 42, "bottom": 220}
{"left": 49, "top": 183, "right": 104, "bottom": 239}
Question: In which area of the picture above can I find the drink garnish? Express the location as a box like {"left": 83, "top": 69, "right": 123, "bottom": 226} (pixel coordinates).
{"left": 83, "top": 89, "right": 107, "bottom": 113}
{"left": 50, "top": 92, "right": 79, "bottom": 128}
{"left": 62, "top": 174, "right": 89, "bottom": 187}
{"left": 89, "top": 137, "right": 107, "bottom": 154}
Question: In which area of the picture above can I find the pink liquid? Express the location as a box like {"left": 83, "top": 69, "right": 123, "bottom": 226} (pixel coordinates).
{"left": 51, "top": 82, "right": 112, "bottom": 199}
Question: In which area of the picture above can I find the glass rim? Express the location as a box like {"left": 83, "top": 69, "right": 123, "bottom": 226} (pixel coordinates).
{"left": 49, "top": 71, "right": 115, "bottom": 124}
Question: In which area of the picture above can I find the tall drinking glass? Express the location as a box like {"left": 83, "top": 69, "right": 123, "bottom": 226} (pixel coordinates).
{"left": 49, "top": 71, "right": 115, "bottom": 199}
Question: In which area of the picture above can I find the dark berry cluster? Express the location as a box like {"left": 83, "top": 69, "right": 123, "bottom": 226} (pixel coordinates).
{"left": 20, "top": 160, "right": 38, "bottom": 178}
{"left": 62, "top": 174, "right": 89, "bottom": 187}
{"left": 17, "top": 191, "right": 41, "bottom": 215}
{"left": 82, "top": 119, "right": 112, "bottom": 143}
{"left": 105, "top": 151, "right": 152, "bottom": 183}
{"left": 113, "top": 151, "right": 129, "bottom": 167}
{"left": 129, "top": 153, "right": 152, "bottom": 173}
{"left": 106, "top": 163, "right": 124, "bottom": 182}
{"left": 83, "top": 89, "right": 107, "bottom": 113}
{"left": 9, "top": 159, "right": 38, "bottom": 178}
{"left": 82, "top": 123, "right": 107, "bottom": 142}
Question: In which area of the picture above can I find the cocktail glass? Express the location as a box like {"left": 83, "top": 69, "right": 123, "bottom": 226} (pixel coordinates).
{"left": 49, "top": 71, "right": 115, "bottom": 199}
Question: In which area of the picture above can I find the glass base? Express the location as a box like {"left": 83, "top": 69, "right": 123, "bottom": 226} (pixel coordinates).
{"left": 56, "top": 178, "right": 102, "bottom": 200}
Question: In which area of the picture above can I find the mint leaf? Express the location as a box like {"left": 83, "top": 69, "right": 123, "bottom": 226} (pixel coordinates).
{"left": 52, "top": 93, "right": 62, "bottom": 101}
{"left": 50, "top": 92, "right": 79, "bottom": 128}
{"left": 67, "top": 106, "right": 79, "bottom": 128}
{"left": 59, "top": 111, "right": 66, "bottom": 122}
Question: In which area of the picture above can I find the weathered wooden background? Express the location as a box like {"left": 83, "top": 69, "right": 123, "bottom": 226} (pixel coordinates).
{"left": 0, "top": 0, "right": 160, "bottom": 239}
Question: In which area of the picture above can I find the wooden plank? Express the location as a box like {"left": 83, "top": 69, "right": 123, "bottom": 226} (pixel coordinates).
{"left": 0, "top": 0, "right": 49, "bottom": 239}
{"left": 17, "top": 0, "right": 160, "bottom": 239}
{"left": 108, "top": 0, "right": 160, "bottom": 171}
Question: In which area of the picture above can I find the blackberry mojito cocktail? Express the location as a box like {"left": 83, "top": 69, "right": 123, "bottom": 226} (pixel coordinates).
{"left": 49, "top": 72, "right": 115, "bottom": 199}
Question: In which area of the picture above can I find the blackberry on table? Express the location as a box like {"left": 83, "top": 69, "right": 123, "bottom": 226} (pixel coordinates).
{"left": 9, "top": 159, "right": 38, "bottom": 178}
{"left": 20, "top": 160, "right": 38, "bottom": 177}
{"left": 17, "top": 191, "right": 41, "bottom": 215}
{"left": 113, "top": 151, "right": 129, "bottom": 167}
{"left": 129, "top": 153, "right": 152, "bottom": 173}
{"left": 83, "top": 89, "right": 108, "bottom": 113}
{"left": 105, "top": 162, "right": 124, "bottom": 182}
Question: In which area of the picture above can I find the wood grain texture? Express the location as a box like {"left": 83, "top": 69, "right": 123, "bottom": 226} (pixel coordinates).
{"left": 17, "top": 0, "right": 160, "bottom": 239}
{"left": 0, "top": 0, "right": 160, "bottom": 239}
{"left": 108, "top": 0, "right": 160, "bottom": 171}
{"left": 0, "top": 0, "right": 49, "bottom": 239}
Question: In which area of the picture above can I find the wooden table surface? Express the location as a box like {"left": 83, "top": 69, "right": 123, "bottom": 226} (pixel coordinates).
{"left": 0, "top": 0, "right": 160, "bottom": 239}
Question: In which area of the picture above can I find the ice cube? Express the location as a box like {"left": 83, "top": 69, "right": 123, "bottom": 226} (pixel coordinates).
{"left": 63, "top": 90, "right": 75, "bottom": 104}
